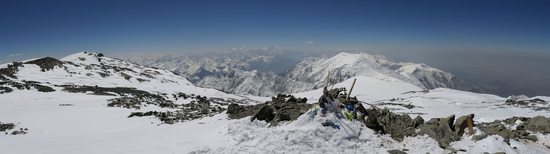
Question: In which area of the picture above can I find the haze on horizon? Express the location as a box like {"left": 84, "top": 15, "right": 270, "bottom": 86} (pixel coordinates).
{"left": 1, "top": 0, "right": 549, "bottom": 96}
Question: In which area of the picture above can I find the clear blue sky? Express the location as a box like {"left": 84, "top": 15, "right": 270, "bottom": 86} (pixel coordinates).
{"left": 1, "top": 0, "right": 550, "bottom": 60}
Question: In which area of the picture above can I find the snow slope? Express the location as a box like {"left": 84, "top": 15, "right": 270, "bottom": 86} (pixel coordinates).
{"left": 1, "top": 89, "right": 548, "bottom": 154}
{"left": 7, "top": 52, "right": 246, "bottom": 100}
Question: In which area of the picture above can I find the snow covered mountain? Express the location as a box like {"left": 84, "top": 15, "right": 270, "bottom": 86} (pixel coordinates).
{"left": 1, "top": 52, "right": 549, "bottom": 154}
{"left": 123, "top": 48, "right": 311, "bottom": 96}
{"left": 1, "top": 52, "right": 246, "bottom": 100}
{"left": 288, "top": 52, "right": 481, "bottom": 93}
{"left": 124, "top": 51, "right": 481, "bottom": 96}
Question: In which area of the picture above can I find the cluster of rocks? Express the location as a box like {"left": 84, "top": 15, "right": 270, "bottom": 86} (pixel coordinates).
{"left": 0, "top": 62, "right": 23, "bottom": 80}
{"left": 0, "top": 58, "right": 58, "bottom": 94}
{"left": 61, "top": 84, "right": 232, "bottom": 124}
{"left": 0, "top": 122, "right": 28, "bottom": 135}
{"left": 364, "top": 107, "right": 550, "bottom": 149}
{"left": 0, "top": 86, "right": 14, "bottom": 94}
{"left": 0, "top": 80, "right": 55, "bottom": 94}
{"left": 475, "top": 116, "right": 550, "bottom": 144}
{"left": 127, "top": 95, "right": 226, "bottom": 124}
{"left": 62, "top": 85, "right": 153, "bottom": 97}
{"left": 227, "top": 94, "right": 311, "bottom": 126}
{"left": 364, "top": 108, "right": 424, "bottom": 141}
{"left": 364, "top": 108, "right": 478, "bottom": 148}
{"left": 503, "top": 95, "right": 549, "bottom": 111}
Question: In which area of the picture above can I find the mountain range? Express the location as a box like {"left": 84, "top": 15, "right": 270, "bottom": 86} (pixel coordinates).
{"left": 123, "top": 50, "right": 481, "bottom": 97}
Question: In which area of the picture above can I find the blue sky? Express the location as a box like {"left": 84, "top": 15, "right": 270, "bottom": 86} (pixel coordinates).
{"left": 1, "top": 0, "right": 549, "bottom": 60}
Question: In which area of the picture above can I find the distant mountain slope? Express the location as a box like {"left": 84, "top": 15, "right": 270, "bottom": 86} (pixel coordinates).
{"left": 124, "top": 51, "right": 481, "bottom": 96}
{"left": 289, "top": 52, "right": 482, "bottom": 92}
{"left": 0, "top": 52, "right": 249, "bottom": 101}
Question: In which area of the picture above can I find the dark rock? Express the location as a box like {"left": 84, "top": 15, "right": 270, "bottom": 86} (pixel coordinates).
{"left": 525, "top": 116, "right": 550, "bottom": 133}
{"left": 476, "top": 116, "right": 550, "bottom": 144}
{"left": 0, "top": 62, "right": 23, "bottom": 80}
{"left": 24, "top": 57, "right": 63, "bottom": 71}
{"left": 0, "top": 86, "right": 14, "bottom": 94}
{"left": 252, "top": 105, "right": 276, "bottom": 122}
{"left": 417, "top": 115, "right": 459, "bottom": 148}
{"left": 365, "top": 108, "right": 417, "bottom": 141}
{"left": 523, "top": 135, "right": 538, "bottom": 142}
{"left": 228, "top": 94, "right": 311, "bottom": 126}
{"left": 10, "top": 130, "right": 27, "bottom": 135}
{"left": 387, "top": 149, "right": 407, "bottom": 154}
{"left": 413, "top": 115, "right": 424, "bottom": 128}
{"left": 0, "top": 122, "right": 15, "bottom": 132}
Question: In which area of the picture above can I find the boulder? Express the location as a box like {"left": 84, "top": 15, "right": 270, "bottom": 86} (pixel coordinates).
{"left": 252, "top": 105, "right": 276, "bottom": 122}
{"left": 365, "top": 108, "right": 418, "bottom": 141}
{"left": 417, "top": 115, "right": 459, "bottom": 148}
{"left": 525, "top": 116, "right": 550, "bottom": 133}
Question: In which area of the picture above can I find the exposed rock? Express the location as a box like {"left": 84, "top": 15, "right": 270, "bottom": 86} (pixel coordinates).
{"left": 0, "top": 62, "right": 23, "bottom": 80}
{"left": 412, "top": 115, "right": 424, "bottom": 128}
{"left": 417, "top": 115, "right": 459, "bottom": 148}
{"left": 252, "top": 105, "right": 276, "bottom": 122}
{"left": 24, "top": 57, "right": 63, "bottom": 71}
{"left": 227, "top": 103, "right": 263, "bottom": 119}
{"left": 387, "top": 149, "right": 407, "bottom": 154}
{"left": 227, "top": 94, "right": 311, "bottom": 126}
{"left": 364, "top": 108, "right": 418, "bottom": 141}
{"left": 525, "top": 116, "right": 550, "bottom": 133}
{"left": 0, "top": 86, "right": 14, "bottom": 94}
{"left": 476, "top": 116, "right": 550, "bottom": 143}
{"left": 126, "top": 94, "right": 227, "bottom": 124}
{"left": 11, "top": 130, "right": 27, "bottom": 135}
{"left": 0, "top": 122, "right": 15, "bottom": 132}
{"left": 0, "top": 80, "right": 55, "bottom": 92}
{"left": 0, "top": 122, "right": 28, "bottom": 135}
{"left": 503, "top": 96, "right": 549, "bottom": 111}
{"left": 61, "top": 85, "right": 151, "bottom": 96}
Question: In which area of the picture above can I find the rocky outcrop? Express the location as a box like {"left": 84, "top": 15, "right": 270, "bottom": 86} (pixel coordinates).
{"left": 125, "top": 94, "right": 227, "bottom": 124}
{"left": 227, "top": 94, "right": 311, "bottom": 126}
{"left": 364, "top": 108, "right": 421, "bottom": 141}
{"left": 0, "top": 80, "right": 55, "bottom": 93}
{"left": 364, "top": 108, "right": 474, "bottom": 148}
{"left": 503, "top": 96, "right": 548, "bottom": 111}
{"left": 0, "top": 62, "right": 23, "bottom": 80}
{"left": 476, "top": 116, "right": 550, "bottom": 143}
{"left": 24, "top": 57, "right": 63, "bottom": 71}
{"left": 417, "top": 115, "right": 460, "bottom": 148}
{"left": 0, "top": 122, "right": 28, "bottom": 135}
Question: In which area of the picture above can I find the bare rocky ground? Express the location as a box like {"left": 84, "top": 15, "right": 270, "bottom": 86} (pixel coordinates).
{"left": 227, "top": 94, "right": 311, "bottom": 126}
{"left": 0, "top": 122, "right": 28, "bottom": 135}
{"left": 500, "top": 95, "right": 550, "bottom": 111}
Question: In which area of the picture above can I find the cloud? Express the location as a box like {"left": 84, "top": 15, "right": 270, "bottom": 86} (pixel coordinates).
{"left": 305, "top": 41, "right": 315, "bottom": 45}
{"left": 7, "top": 53, "right": 24, "bottom": 58}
